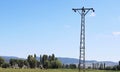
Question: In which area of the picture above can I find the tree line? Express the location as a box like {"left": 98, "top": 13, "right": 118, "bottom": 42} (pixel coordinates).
{"left": 1, "top": 54, "right": 120, "bottom": 70}
{"left": 0, "top": 54, "right": 62, "bottom": 69}
{"left": 88, "top": 62, "right": 120, "bottom": 71}
{"left": 104, "top": 61, "right": 120, "bottom": 70}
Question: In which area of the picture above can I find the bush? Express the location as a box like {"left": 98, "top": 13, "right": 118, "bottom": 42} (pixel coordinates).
{"left": 69, "top": 64, "right": 77, "bottom": 69}
{"left": 1, "top": 63, "right": 10, "bottom": 68}
{"left": 105, "top": 66, "right": 113, "bottom": 70}
{"left": 0, "top": 57, "right": 5, "bottom": 67}
{"left": 117, "top": 65, "right": 120, "bottom": 70}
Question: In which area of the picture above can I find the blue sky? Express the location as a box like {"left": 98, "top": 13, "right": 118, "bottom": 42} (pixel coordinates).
{"left": 0, "top": 0, "right": 120, "bottom": 62}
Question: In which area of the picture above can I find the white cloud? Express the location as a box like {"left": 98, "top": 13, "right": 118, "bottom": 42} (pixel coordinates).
{"left": 112, "top": 32, "right": 120, "bottom": 36}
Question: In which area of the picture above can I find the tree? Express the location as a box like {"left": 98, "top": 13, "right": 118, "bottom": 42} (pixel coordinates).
{"left": 36, "top": 61, "right": 40, "bottom": 68}
{"left": 0, "top": 57, "right": 4, "bottom": 67}
{"left": 51, "top": 54, "right": 55, "bottom": 60}
{"left": 39, "top": 54, "right": 62, "bottom": 69}
{"left": 1, "top": 63, "right": 10, "bottom": 68}
{"left": 48, "top": 55, "right": 52, "bottom": 62}
{"left": 34, "top": 54, "right": 36, "bottom": 59}
{"left": 105, "top": 66, "right": 113, "bottom": 70}
{"left": 55, "top": 59, "right": 62, "bottom": 68}
{"left": 27, "top": 55, "right": 37, "bottom": 68}
{"left": 51, "top": 60, "right": 56, "bottom": 68}
{"left": 96, "top": 63, "right": 99, "bottom": 69}
{"left": 103, "top": 63, "right": 106, "bottom": 69}
{"left": 42, "top": 55, "right": 48, "bottom": 67}
{"left": 40, "top": 55, "right": 42, "bottom": 64}
{"left": 44, "top": 60, "right": 50, "bottom": 68}
{"left": 119, "top": 61, "right": 120, "bottom": 66}
{"left": 65, "top": 64, "right": 69, "bottom": 68}
{"left": 92, "top": 63, "right": 95, "bottom": 69}
{"left": 62, "top": 64, "right": 65, "bottom": 68}
{"left": 9, "top": 59, "right": 17, "bottom": 67}
{"left": 17, "top": 59, "right": 24, "bottom": 68}
{"left": 24, "top": 60, "right": 29, "bottom": 67}
{"left": 69, "top": 64, "right": 76, "bottom": 69}
{"left": 50, "top": 59, "right": 62, "bottom": 69}
{"left": 117, "top": 65, "right": 120, "bottom": 70}
{"left": 34, "top": 54, "right": 37, "bottom": 68}
{"left": 99, "top": 63, "right": 104, "bottom": 70}
{"left": 112, "top": 65, "right": 117, "bottom": 70}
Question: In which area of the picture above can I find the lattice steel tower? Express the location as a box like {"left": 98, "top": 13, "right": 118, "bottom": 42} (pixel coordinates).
{"left": 72, "top": 7, "right": 94, "bottom": 72}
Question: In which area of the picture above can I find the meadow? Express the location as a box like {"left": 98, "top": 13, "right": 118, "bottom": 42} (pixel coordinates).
{"left": 0, "top": 68, "right": 120, "bottom": 72}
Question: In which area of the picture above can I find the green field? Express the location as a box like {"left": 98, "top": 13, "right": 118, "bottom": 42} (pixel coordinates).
{"left": 0, "top": 68, "right": 120, "bottom": 72}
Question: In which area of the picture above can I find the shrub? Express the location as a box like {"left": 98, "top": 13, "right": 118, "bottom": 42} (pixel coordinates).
{"left": 1, "top": 63, "right": 10, "bottom": 68}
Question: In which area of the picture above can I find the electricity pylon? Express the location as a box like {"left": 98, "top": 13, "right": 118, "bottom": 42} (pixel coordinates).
{"left": 72, "top": 7, "right": 94, "bottom": 72}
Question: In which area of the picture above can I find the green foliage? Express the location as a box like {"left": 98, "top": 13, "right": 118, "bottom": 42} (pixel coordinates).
{"left": 39, "top": 54, "right": 62, "bottom": 69}
{"left": 24, "top": 60, "right": 29, "bottom": 67}
{"left": 55, "top": 59, "right": 62, "bottom": 68}
{"left": 8, "top": 54, "right": 62, "bottom": 69}
{"left": 0, "top": 57, "right": 5, "bottom": 67}
{"left": 27, "top": 55, "right": 37, "bottom": 68}
{"left": 119, "top": 61, "right": 120, "bottom": 66}
{"left": 1, "top": 63, "right": 10, "bottom": 68}
{"left": 51, "top": 54, "right": 55, "bottom": 60}
{"left": 62, "top": 64, "right": 76, "bottom": 69}
{"left": 65, "top": 64, "right": 69, "bottom": 68}
{"left": 42, "top": 54, "right": 48, "bottom": 65}
{"left": 117, "top": 65, "right": 120, "bottom": 70}
{"left": 40, "top": 55, "right": 42, "bottom": 64}
{"left": 99, "top": 63, "right": 104, "bottom": 70}
{"left": 111, "top": 65, "right": 120, "bottom": 70}
{"left": 69, "top": 64, "right": 77, "bottom": 69}
{"left": 44, "top": 60, "right": 50, "bottom": 68}
{"left": 9, "top": 59, "right": 18, "bottom": 66}
{"left": 105, "top": 66, "right": 113, "bottom": 70}
{"left": 17, "top": 59, "right": 24, "bottom": 68}
{"left": 50, "top": 60, "right": 58, "bottom": 68}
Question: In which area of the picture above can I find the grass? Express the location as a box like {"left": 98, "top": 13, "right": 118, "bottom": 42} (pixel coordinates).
{"left": 0, "top": 68, "right": 120, "bottom": 72}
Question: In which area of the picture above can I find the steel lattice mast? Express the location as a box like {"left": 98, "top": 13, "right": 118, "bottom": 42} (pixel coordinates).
{"left": 72, "top": 7, "right": 94, "bottom": 72}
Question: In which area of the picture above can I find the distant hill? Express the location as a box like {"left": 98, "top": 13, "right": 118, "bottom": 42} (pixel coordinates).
{"left": 1, "top": 56, "right": 23, "bottom": 63}
{"left": 57, "top": 57, "right": 118, "bottom": 66}
{"left": 58, "top": 57, "right": 97, "bottom": 64}
{"left": 0, "top": 56, "right": 118, "bottom": 66}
